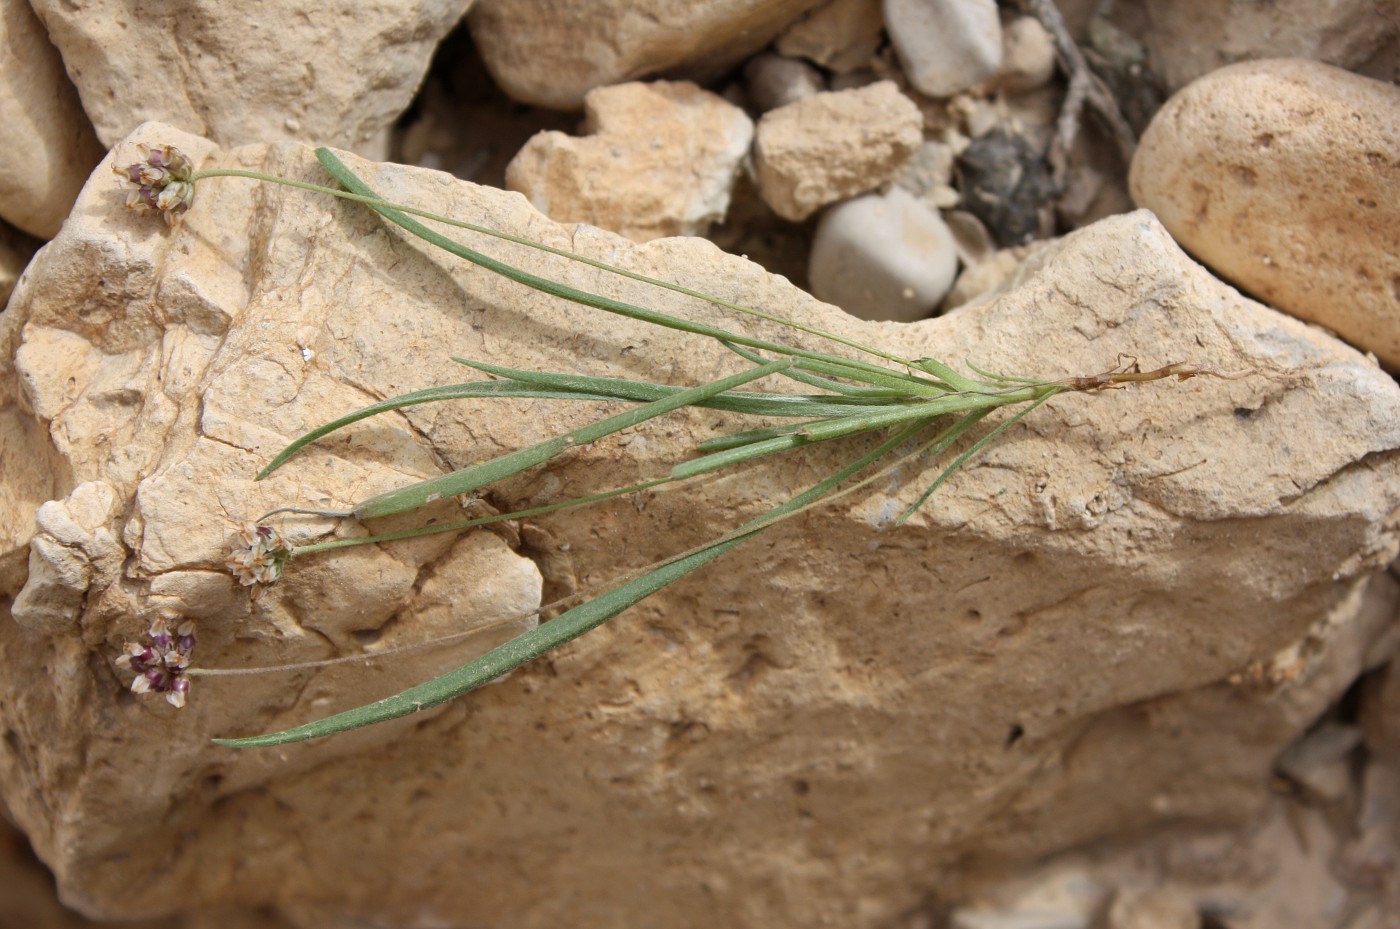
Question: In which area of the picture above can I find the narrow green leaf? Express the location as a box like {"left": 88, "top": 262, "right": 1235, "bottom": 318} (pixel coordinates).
{"left": 257, "top": 381, "right": 640, "bottom": 479}
{"left": 214, "top": 421, "right": 927, "bottom": 747}
{"left": 353, "top": 360, "right": 791, "bottom": 519}
{"left": 315, "top": 149, "right": 928, "bottom": 388}
{"left": 696, "top": 420, "right": 833, "bottom": 452}
{"left": 896, "top": 389, "right": 1064, "bottom": 524}
{"left": 719, "top": 341, "right": 919, "bottom": 398}
{"left": 452, "top": 357, "right": 893, "bottom": 418}
{"left": 670, "top": 384, "right": 1048, "bottom": 482}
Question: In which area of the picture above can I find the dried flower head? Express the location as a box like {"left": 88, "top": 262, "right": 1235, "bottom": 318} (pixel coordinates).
{"left": 226, "top": 523, "right": 290, "bottom": 599}
{"left": 114, "top": 143, "right": 196, "bottom": 224}
{"left": 116, "top": 615, "right": 197, "bottom": 708}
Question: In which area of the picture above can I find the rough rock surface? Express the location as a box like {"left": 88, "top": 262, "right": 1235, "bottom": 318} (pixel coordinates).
{"left": 775, "top": 0, "right": 884, "bottom": 74}
{"left": 5, "top": 124, "right": 1400, "bottom": 929}
{"left": 506, "top": 81, "right": 753, "bottom": 242}
{"left": 28, "top": 0, "right": 472, "bottom": 150}
{"left": 0, "top": 0, "right": 105, "bottom": 239}
{"left": 754, "top": 81, "right": 923, "bottom": 221}
{"left": 1139, "top": 0, "right": 1400, "bottom": 91}
{"left": 468, "top": 0, "right": 827, "bottom": 109}
{"left": 1130, "top": 59, "right": 1400, "bottom": 368}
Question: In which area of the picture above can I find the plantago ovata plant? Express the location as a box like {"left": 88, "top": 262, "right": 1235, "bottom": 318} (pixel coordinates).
{"left": 114, "top": 144, "right": 1246, "bottom": 747}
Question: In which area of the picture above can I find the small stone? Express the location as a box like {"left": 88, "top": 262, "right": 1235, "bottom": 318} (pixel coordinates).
{"left": 807, "top": 186, "right": 958, "bottom": 321}
{"left": 995, "top": 17, "right": 1058, "bottom": 94}
{"left": 753, "top": 81, "right": 923, "bottom": 221}
{"left": 0, "top": 0, "right": 106, "bottom": 238}
{"left": 776, "top": 0, "right": 885, "bottom": 74}
{"left": 506, "top": 81, "right": 753, "bottom": 242}
{"left": 950, "top": 862, "right": 1106, "bottom": 929}
{"left": 956, "top": 127, "right": 1055, "bottom": 247}
{"left": 896, "top": 141, "right": 958, "bottom": 208}
{"left": 883, "top": 0, "right": 1003, "bottom": 98}
{"left": 1129, "top": 59, "right": 1400, "bottom": 367}
{"left": 1275, "top": 721, "right": 1364, "bottom": 802}
{"left": 744, "top": 52, "right": 826, "bottom": 112}
{"left": 1103, "top": 886, "right": 1199, "bottom": 929}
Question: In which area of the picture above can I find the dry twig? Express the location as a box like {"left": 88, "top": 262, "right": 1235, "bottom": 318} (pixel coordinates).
{"left": 1022, "top": 0, "right": 1138, "bottom": 188}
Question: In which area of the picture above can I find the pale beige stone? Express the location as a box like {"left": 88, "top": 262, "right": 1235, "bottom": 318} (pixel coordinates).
{"left": 28, "top": 0, "right": 472, "bottom": 149}
{"left": 3, "top": 123, "right": 1400, "bottom": 928}
{"left": 468, "top": 0, "right": 827, "bottom": 109}
{"left": 754, "top": 81, "right": 923, "bottom": 221}
{"left": 994, "top": 16, "right": 1057, "bottom": 93}
{"left": 1140, "top": 0, "right": 1400, "bottom": 92}
{"left": 505, "top": 81, "right": 753, "bottom": 242}
{"left": 1130, "top": 59, "right": 1400, "bottom": 367}
{"left": 775, "top": 0, "right": 884, "bottom": 74}
{"left": 0, "top": 0, "right": 105, "bottom": 238}
{"left": 1103, "top": 887, "right": 1201, "bottom": 929}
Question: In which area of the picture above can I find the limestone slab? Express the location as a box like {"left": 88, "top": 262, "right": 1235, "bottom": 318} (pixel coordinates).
{"left": 2, "top": 123, "right": 1400, "bottom": 928}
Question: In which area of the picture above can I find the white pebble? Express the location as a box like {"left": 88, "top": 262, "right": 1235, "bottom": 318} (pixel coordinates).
{"left": 883, "top": 0, "right": 1003, "bottom": 98}
{"left": 808, "top": 187, "right": 958, "bottom": 322}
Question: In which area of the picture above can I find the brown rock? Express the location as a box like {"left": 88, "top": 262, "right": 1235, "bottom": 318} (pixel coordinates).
{"left": 3, "top": 124, "right": 1400, "bottom": 929}
{"left": 28, "top": 0, "right": 471, "bottom": 150}
{"left": 1130, "top": 60, "right": 1400, "bottom": 367}
{"left": 506, "top": 81, "right": 753, "bottom": 242}
{"left": 468, "top": 0, "right": 827, "bottom": 109}
{"left": 0, "top": 0, "right": 105, "bottom": 238}
{"left": 754, "top": 81, "right": 923, "bottom": 221}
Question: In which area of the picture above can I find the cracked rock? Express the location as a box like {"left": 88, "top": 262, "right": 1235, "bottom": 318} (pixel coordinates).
{"left": 3, "top": 123, "right": 1400, "bottom": 929}
{"left": 29, "top": 0, "right": 471, "bottom": 150}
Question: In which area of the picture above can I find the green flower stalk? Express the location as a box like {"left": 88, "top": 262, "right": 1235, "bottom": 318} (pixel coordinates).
{"left": 113, "top": 144, "right": 1247, "bottom": 744}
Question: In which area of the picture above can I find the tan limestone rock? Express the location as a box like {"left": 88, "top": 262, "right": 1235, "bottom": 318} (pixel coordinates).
{"left": 3, "top": 123, "right": 1400, "bottom": 928}
{"left": 1130, "top": 60, "right": 1400, "bottom": 368}
{"left": 754, "top": 81, "right": 923, "bottom": 221}
{"left": 468, "top": 0, "right": 827, "bottom": 110}
{"left": 0, "top": 0, "right": 105, "bottom": 239}
{"left": 505, "top": 81, "right": 753, "bottom": 242}
{"left": 775, "top": 0, "right": 885, "bottom": 74}
{"left": 1139, "top": 0, "right": 1400, "bottom": 92}
{"left": 27, "top": 0, "right": 472, "bottom": 150}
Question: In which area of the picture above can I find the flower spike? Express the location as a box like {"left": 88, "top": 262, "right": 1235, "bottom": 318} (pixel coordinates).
{"left": 225, "top": 524, "right": 290, "bottom": 599}
{"left": 116, "top": 615, "right": 197, "bottom": 708}
{"left": 114, "top": 144, "right": 196, "bottom": 224}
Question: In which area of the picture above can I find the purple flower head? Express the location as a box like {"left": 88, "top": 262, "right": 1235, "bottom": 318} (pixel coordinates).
{"left": 117, "top": 614, "right": 197, "bottom": 709}
{"left": 113, "top": 144, "right": 197, "bottom": 225}
{"left": 226, "top": 523, "right": 290, "bottom": 600}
